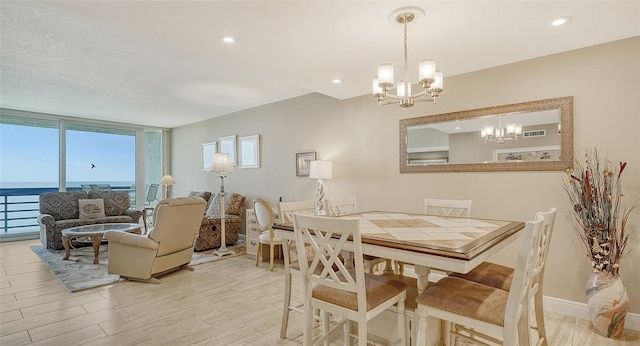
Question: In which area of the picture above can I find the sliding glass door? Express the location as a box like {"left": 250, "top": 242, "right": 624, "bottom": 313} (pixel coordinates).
{"left": 0, "top": 111, "right": 168, "bottom": 241}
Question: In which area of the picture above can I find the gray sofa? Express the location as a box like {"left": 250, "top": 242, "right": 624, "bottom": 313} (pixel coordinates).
{"left": 38, "top": 191, "right": 143, "bottom": 249}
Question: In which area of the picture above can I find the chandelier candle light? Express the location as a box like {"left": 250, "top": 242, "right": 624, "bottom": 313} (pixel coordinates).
{"left": 208, "top": 153, "right": 236, "bottom": 257}
{"left": 480, "top": 116, "right": 522, "bottom": 144}
{"left": 160, "top": 175, "right": 176, "bottom": 198}
{"left": 310, "top": 160, "right": 332, "bottom": 216}
{"left": 373, "top": 6, "right": 444, "bottom": 109}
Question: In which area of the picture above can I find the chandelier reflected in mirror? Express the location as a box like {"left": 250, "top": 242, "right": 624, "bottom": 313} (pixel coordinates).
{"left": 373, "top": 6, "right": 444, "bottom": 109}
{"left": 481, "top": 116, "right": 522, "bottom": 144}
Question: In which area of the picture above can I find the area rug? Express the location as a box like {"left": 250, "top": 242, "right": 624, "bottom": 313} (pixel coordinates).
{"left": 31, "top": 242, "right": 246, "bottom": 292}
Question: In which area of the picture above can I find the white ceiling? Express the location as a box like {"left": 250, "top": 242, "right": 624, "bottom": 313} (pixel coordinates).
{"left": 1, "top": 1, "right": 639, "bottom": 129}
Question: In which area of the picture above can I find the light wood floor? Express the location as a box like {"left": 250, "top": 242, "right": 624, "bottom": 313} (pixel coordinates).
{"left": 1, "top": 239, "right": 638, "bottom": 345}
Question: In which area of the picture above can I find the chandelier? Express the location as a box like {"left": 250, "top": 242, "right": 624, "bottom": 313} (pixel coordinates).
{"left": 480, "top": 116, "right": 522, "bottom": 144}
{"left": 372, "top": 7, "right": 444, "bottom": 109}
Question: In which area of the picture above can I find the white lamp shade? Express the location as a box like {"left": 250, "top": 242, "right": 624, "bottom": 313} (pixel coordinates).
{"left": 430, "top": 70, "right": 444, "bottom": 90}
{"left": 208, "top": 153, "right": 236, "bottom": 173}
{"left": 160, "top": 175, "right": 176, "bottom": 185}
{"left": 397, "top": 80, "right": 411, "bottom": 97}
{"left": 377, "top": 63, "right": 394, "bottom": 85}
{"left": 372, "top": 77, "right": 382, "bottom": 95}
{"left": 309, "top": 160, "right": 332, "bottom": 180}
{"left": 419, "top": 58, "right": 436, "bottom": 83}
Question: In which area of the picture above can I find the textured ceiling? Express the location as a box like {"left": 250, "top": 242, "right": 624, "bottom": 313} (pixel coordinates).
{"left": 1, "top": 1, "right": 639, "bottom": 128}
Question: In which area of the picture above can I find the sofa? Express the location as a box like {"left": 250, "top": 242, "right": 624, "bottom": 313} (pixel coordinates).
{"left": 38, "top": 191, "right": 144, "bottom": 249}
{"left": 187, "top": 191, "right": 246, "bottom": 251}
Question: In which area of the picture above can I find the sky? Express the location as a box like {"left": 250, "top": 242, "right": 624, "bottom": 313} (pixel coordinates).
{"left": 0, "top": 123, "right": 135, "bottom": 186}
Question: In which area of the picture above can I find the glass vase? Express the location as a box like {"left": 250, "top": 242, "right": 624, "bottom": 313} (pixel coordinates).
{"left": 586, "top": 271, "right": 628, "bottom": 338}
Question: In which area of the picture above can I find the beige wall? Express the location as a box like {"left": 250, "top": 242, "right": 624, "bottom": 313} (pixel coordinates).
{"left": 172, "top": 37, "right": 640, "bottom": 313}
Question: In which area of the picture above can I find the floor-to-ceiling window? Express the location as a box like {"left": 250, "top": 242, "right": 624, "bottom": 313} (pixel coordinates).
{"left": 0, "top": 116, "right": 59, "bottom": 240}
{"left": 0, "top": 110, "right": 168, "bottom": 241}
{"left": 65, "top": 124, "right": 136, "bottom": 201}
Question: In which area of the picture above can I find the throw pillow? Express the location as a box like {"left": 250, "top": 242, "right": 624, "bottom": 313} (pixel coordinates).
{"left": 78, "top": 199, "right": 106, "bottom": 219}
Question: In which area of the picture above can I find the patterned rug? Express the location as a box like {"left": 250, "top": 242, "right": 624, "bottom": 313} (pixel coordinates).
{"left": 31, "top": 242, "right": 246, "bottom": 292}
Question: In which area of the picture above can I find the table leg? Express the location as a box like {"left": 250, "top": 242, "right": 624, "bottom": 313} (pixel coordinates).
{"left": 63, "top": 236, "right": 71, "bottom": 260}
{"left": 91, "top": 235, "right": 102, "bottom": 264}
{"left": 415, "top": 265, "right": 432, "bottom": 293}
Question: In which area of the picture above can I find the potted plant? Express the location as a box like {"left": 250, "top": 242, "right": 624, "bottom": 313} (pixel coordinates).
{"left": 564, "top": 148, "right": 636, "bottom": 338}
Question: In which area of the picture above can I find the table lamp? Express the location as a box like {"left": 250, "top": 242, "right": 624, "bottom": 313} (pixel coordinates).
{"left": 208, "top": 153, "right": 236, "bottom": 257}
{"left": 160, "top": 174, "right": 176, "bottom": 198}
{"left": 310, "top": 160, "right": 332, "bottom": 216}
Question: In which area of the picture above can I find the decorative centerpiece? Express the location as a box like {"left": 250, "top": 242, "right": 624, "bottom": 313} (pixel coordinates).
{"left": 564, "top": 148, "right": 636, "bottom": 338}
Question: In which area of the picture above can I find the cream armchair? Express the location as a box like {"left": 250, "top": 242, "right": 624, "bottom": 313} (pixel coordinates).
{"left": 104, "top": 197, "right": 206, "bottom": 283}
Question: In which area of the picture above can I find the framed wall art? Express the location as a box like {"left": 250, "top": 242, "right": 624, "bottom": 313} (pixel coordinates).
{"left": 219, "top": 135, "right": 237, "bottom": 165}
{"left": 202, "top": 141, "right": 217, "bottom": 171}
{"left": 296, "top": 151, "right": 316, "bottom": 177}
{"left": 239, "top": 134, "right": 260, "bottom": 169}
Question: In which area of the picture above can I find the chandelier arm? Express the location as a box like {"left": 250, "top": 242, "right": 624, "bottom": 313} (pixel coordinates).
{"left": 380, "top": 99, "right": 402, "bottom": 107}
{"left": 412, "top": 98, "right": 437, "bottom": 103}
{"left": 385, "top": 94, "right": 404, "bottom": 101}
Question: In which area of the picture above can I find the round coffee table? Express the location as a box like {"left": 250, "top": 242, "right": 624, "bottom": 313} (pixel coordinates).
{"left": 62, "top": 223, "right": 142, "bottom": 264}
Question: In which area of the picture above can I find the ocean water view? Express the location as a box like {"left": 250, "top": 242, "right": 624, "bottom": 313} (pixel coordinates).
{"left": 0, "top": 181, "right": 138, "bottom": 234}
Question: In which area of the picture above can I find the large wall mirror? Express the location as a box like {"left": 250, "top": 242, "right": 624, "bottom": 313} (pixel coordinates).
{"left": 400, "top": 96, "right": 573, "bottom": 172}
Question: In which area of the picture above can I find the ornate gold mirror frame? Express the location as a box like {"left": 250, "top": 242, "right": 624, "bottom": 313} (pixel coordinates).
{"left": 400, "top": 96, "right": 573, "bottom": 173}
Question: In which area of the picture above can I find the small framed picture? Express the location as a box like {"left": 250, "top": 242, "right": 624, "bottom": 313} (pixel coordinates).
{"left": 219, "top": 135, "right": 237, "bottom": 165}
{"left": 296, "top": 151, "right": 316, "bottom": 177}
{"left": 202, "top": 142, "right": 217, "bottom": 171}
{"left": 239, "top": 135, "right": 260, "bottom": 169}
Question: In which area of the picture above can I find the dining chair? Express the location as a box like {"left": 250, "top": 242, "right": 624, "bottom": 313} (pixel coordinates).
{"left": 254, "top": 198, "right": 283, "bottom": 271}
{"left": 278, "top": 199, "right": 320, "bottom": 338}
{"left": 423, "top": 198, "right": 472, "bottom": 217}
{"left": 326, "top": 197, "right": 387, "bottom": 274}
{"left": 278, "top": 200, "right": 316, "bottom": 223}
{"left": 450, "top": 207, "right": 557, "bottom": 345}
{"left": 414, "top": 214, "right": 545, "bottom": 346}
{"left": 326, "top": 197, "right": 357, "bottom": 216}
{"left": 293, "top": 214, "right": 407, "bottom": 346}
{"left": 395, "top": 198, "right": 473, "bottom": 275}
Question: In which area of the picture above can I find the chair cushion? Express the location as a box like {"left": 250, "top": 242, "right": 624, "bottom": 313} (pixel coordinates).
{"left": 415, "top": 276, "right": 508, "bottom": 326}
{"left": 312, "top": 272, "right": 406, "bottom": 312}
{"left": 450, "top": 262, "right": 514, "bottom": 291}
{"left": 258, "top": 231, "right": 282, "bottom": 243}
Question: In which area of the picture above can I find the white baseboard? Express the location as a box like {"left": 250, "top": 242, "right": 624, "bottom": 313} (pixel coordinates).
{"left": 543, "top": 295, "right": 640, "bottom": 332}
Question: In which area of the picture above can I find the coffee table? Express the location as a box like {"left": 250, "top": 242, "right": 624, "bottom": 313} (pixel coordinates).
{"left": 62, "top": 223, "right": 142, "bottom": 264}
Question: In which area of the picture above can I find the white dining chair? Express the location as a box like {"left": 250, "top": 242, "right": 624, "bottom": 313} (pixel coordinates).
{"left": 423, "top": 198, "right": 472, "bottom": 217}
{"left": 415, "top": 214, "right": 544, "bottom": 346}
{"left": 278, "top": 199, "right": 322, "bottom": 339}
{"left": 326, "top": 197, "right": 357, "bottom": 217}
{"left": 451, "top": 207, "right": 557, "bottom": 345}
{"left": 396, "top": 198, "right": 473, "bottom": 275}
{"left": 326, "top": 197, "right": 388, "bottom": 274}
{"left": 253, "top": 198, "right": 283, "bottom": 271}
{"left": 293, "top": 214, "right": 407, "bottom": 346}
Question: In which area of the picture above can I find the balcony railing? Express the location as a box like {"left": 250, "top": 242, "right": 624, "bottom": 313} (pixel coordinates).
{"left": 0, "top": 186, "right": 136, "bottom": 239}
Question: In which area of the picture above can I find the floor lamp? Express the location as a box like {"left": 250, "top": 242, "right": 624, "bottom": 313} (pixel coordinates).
{"left": 208, "top": 153, "right": 235, "bottom": 257}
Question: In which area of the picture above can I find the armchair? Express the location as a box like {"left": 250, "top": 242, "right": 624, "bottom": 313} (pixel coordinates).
{"left": 104, "top": 197, "right": 206, "bottom": 283}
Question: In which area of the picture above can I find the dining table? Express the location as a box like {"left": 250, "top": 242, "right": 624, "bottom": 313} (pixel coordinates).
{"left": 273, "top": 210, "right": 524, "bottom": 345}
{"left": 273, "top": 210, "right": 524, "bottom": 292}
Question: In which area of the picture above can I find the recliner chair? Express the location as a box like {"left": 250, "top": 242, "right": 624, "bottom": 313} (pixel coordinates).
{"left": 104, "top": 197, "right": 206, "bottom": 283}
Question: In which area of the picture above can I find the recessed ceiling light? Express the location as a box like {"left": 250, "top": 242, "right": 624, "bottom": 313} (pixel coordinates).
{"left": 332, "top": 79, "right": 342, "bottom": 84}
{"left": 455, "top": 126, "right": 461, "bottom": 130}
{"left": 551, "top": 16, "right": 572, "bottom": 26}
{"left": 219, "top": 35, "right": 235, "bottom": 44}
